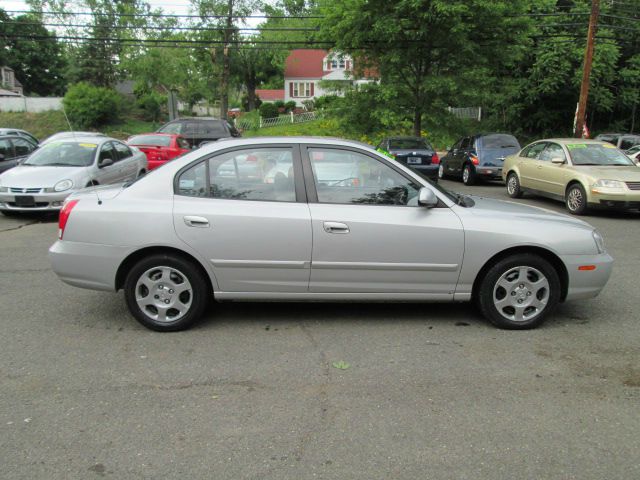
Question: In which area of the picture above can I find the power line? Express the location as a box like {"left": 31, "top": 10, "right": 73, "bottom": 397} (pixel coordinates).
{"left": 3, "top": 9, "right": 324, "bottom": 19}
{"left": 7, "top": 20, "right": 320, "bottom": 32}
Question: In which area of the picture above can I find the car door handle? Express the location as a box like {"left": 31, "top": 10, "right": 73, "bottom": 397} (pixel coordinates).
{"left": 184, "top": 215, "right": 210, "bottom": 228}
{"left": 323, "top": 221, "right": 349, "bottom": 234}
{"left": 537, "top": 165, "right": 543, "bottom": 169}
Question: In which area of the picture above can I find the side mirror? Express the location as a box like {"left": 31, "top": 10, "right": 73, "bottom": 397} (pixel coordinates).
{"left": 418, "top": 187, "right": 438, "bottom": 208}
{"left": 551, "top": 157, "right": 565, "bottom": 165}
{"left": 99, "top": 158, "right": 113, "bottom": 168}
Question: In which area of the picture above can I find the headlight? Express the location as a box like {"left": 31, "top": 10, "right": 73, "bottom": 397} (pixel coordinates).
{"left": 592, "top": 179, "right": 625, "bottom": 192}
{"left": 53, "top": 179, "right": 74, "bottom": 192}
{"left": 592, "top": 230, "right": 605, "bottom": 254}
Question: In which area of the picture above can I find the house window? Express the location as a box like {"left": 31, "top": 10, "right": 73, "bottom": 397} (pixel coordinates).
{"left": 329, "top": 57, "right": 346, "bottom": 69}
{"left": 292, "top": 82, "right": 313, "bottom": 98}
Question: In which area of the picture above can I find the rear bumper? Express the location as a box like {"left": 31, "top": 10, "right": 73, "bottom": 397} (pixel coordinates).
{"left": 408, "top": 164, "right": 439, "bottom": 179}
{"left": 49, "top": 240, "right": 130, "bottom": 292}
{"left": 561, "top": 252, "right": 614, "bottom": 301}
{"left": 476, "top": 166, "right": 503, "bottom": 179}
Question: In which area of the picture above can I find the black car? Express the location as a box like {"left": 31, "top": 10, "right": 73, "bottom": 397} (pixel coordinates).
{"left": 377, "top": 136, "right": 440, "bottom": 182}
{"left": 0, "top": 135, "right": 39, "bottom": 174}
{"left": 157, "top": 117, "right": 240, "bottom": 148}
{"left": 439, "top": 133, "right": 521, "bottom": 185}
{"left": 594, "top": 133, "right": 640, "bottom": 151}
{"left": 0, "top": 128, "right": 39, "bottom": 145}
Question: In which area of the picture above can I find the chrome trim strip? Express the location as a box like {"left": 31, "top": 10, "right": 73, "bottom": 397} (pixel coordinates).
{"left": 211, "top": 259, "right": 310, "bottom": 269}
{"left": 311, "top": 261, "right": 459, "bottom": 272}
{"left": 215, "top": 291, "right": 454, "bottom": 301}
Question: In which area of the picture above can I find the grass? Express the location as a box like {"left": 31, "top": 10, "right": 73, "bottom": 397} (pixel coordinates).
{"left": 0, "top": 110, "right": 158, "bottom": 141}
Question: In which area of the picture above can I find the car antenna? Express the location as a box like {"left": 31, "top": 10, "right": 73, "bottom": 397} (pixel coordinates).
{"left": 61, "top": 105, "right": 102, "bottom": 205}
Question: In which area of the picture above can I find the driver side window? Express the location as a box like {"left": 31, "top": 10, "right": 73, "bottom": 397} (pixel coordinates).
{"left": 99, "top": 143, "right": 116, "bottom": 165}
{"left": 308, "top": 148, "right": 420, "bottom": 206}
{"left": 522, "top": 143, "right": 547, "bottom": 159}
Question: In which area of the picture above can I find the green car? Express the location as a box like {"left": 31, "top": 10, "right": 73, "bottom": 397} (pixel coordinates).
{"left": 502, "top": 139, "right": 640, "bottom": 215}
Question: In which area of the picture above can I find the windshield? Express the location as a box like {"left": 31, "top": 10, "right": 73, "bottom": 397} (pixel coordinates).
{"left": 481, "top": 134, "right": 520, "bottom": 149}
{"left": 23, "top": 141, "right": 97, "bottom": 167}
{"left": 389, "top": 138, "right": 432, "bottom": 150}
{"left": 128, "top": 135, "right": 171, "bottom": 147}
{"left": 567, "top": 143, "right": 635, "bottom": 166}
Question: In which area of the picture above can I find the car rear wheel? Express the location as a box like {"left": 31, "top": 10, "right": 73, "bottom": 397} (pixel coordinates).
{"left": 565, "top": 184, "right": 588, "bottom": 215}
{"left": 477, "top": 253, "right": 561, "bottom": 329}
{"left": 124, "top": 254, "right": 210, "bottom": 331}
{"left": 462, "top": 164, "right": 477, "bottom": 185}
{"left": 506, "top": 172, "right": 523, "bottom": 198}
{"left": 137, "top": 169, "right": 147, "bottom": 178}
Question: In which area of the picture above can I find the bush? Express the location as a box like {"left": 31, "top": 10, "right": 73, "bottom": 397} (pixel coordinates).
{"left": 274, "top": 100, "right": 285, "bottom": 110}
{"left": 136, "top": 91, "right": 167, "bottom": 122}
{"left": 314, "top": 95, "right": 341, "bottom": 110}
{"left": 63, "top": 82, "right": 121, "bottom": 129}
{"left": 259, "top": 102, "right": 279, "bottom": 119}
{"left": 284, "top": 100, "right": 297, "bottom": 112}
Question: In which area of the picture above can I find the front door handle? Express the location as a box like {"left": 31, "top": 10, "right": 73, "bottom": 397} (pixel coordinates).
{"left": 537, "top": 165, "right": 543, "bottom": 169}
{"left": 184, "top": 215, "right": 210, "bottom": 228}
{"left": 323, "top": 221, "right": 349, "bottom": 234}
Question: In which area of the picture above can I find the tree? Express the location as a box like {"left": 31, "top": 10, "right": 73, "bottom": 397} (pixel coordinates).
{"left": 0, "top": 10, "right": 67, "bottom": 95}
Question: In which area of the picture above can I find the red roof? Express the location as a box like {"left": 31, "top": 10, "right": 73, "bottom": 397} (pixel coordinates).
{"left": 255, "top": 89, "right": 285, "bottom": 101}
{"left": 284, "top": 49, "right": 329, "bottom": 78}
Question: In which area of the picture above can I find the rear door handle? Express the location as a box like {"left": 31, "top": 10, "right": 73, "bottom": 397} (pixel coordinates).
{"left": 323, "top": 221, "right": 349, "bottom": 234}
{"left": 184, "top": 215, "right": 210, "bottom": 228}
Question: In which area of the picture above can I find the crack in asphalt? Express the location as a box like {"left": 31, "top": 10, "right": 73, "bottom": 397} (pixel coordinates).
{"left": 0, "top": 220, "right": 40, "bottom": 233}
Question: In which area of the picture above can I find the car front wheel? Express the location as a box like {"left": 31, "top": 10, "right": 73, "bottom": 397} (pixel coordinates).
{"left": 477, "top": 254, "right": 561, "bottom": 329}
{"left": 124, "top": 254, "right": 210, "bottom": 331}
{"left": 565, "top": 184, "right": 588, "bottom": 215}
{"left": 506, "top": 172, "right": 523, "bottom": 198}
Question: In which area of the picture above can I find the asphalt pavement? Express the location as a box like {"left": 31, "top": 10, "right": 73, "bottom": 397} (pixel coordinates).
{"left": 1, "top": 180, "right": 639, "bottom": 479}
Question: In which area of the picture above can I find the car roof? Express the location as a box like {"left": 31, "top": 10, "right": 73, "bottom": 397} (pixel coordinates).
{"left": 168, "top": 117, "right": 222, "bottom": 122}
{"left": 195, "top": 136, "right": 375, "bottom": 153}
{"left": 386, "top": 136, "right": 427, "bottom": 141}
{"left": 541, "top": 138, "right": 611, "bottom": 144}
{"left": 45, "top": 135, "right": 112, "bottom": 144}
{"left": 129, "top": 132, "right": 176, "bottom": 137}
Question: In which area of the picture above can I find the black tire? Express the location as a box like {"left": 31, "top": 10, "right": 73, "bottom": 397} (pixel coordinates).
{"left": 124, "top": 253, "right": 210, "bottom": 331}
{"left": 477, "top": 253, "right": 561, "bottom": 330}
{"left": 565, "top": 183, "right": 588, "bottom": 215}
{"left": 437, "top": 162, "right": 447, "bottom": 180}
{"left": 462, "top": 163, "right": 477, "bottom": 185}
{"left": 138, "top": 169, "right": 146, "bottom": 178}
{"left": 506, "top": 172, "right": 523, "bottom": 198}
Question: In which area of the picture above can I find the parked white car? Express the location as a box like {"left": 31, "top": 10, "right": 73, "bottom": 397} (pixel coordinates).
{"left": 0, "top": 136, "right": 147, "bottom": 214}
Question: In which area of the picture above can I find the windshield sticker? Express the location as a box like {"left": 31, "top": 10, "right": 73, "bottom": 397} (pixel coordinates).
{"left": 566, "top": 144, "right": 587, "bottom": 150}
{"left": 601, "top": 143, "right": 616, "bottom": 148}
{"left": 79, "top": 143, "right": 97, "bottom": 148}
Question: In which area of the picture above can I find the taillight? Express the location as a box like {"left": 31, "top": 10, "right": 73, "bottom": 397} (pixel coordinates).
{"left": 431, "top": 153, "right": 440, "bottom": 164}
{"left": 58, "top": 199, "right": 79, "bottom": 239}
{"left": 470, "top": 154, "right": 480, "bottom": 165}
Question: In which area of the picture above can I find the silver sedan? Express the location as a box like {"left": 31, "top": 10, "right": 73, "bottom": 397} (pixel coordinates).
{"left": 0, "top": 136, "right": 147, "bottom": 214}
{"left": 49, "top": 137, "right": 613, "bottom": 331}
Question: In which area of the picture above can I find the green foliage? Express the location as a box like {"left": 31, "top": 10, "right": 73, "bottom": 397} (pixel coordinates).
{"left": 243, "top": 93, "right": 262, "bottom": 111}
{"left": 136, "top": 91, "right": 167, "bottom": 122}
{"left": 284, "top": 101, "right": 297, "bottom": 112}
{"left": 63, "top": 83, "right": 122, "bottom": 129}
{"left": 274, "top": 100, "right": 285, "bottom": 110}
{"left": 314, "top": 95, "right": 341, "bottom": 110}
{"left": 259, "top": 102, "right": 279, "bottom": 119}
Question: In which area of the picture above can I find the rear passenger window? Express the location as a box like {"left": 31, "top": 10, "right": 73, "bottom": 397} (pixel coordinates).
{"left": 114, "top": 142, "right": 132, "bottom": 160}
{"left": 176, "top": 148, "right": 296, "bottom": 202}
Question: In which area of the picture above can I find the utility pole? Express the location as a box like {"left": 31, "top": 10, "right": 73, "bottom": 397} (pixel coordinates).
{"left": 574, "top": 0, "right": 600, "bottom": 138}
{"left": 220, "top": 0, "right": 234, "bottom": 120}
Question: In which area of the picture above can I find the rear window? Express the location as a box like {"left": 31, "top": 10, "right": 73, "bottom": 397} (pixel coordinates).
{"left": 481, "top": 134, "right": 520, "bottom": 149}
{"left": 128, "top": 135, "right": 172, "bottom": 147}
{"left": 619, "top": 136, "right": 640, "bottom": 151}
{"left": 388, "top": 138, "right": 432, "bottom": 151}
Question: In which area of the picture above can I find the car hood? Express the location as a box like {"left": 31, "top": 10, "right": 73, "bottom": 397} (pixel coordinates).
{"left": 0, "top": 165, "right": 88, "bottom": 188}
{"left": 572, "top": 165, "right": 640, "bottom": 181}
{"left": 462, "top": 195, "right": 593, "bottom": 229}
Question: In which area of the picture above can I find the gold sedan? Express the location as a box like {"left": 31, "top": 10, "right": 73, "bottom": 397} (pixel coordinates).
{"left": 502, "top": 139, "right": 640, "bottom": 215}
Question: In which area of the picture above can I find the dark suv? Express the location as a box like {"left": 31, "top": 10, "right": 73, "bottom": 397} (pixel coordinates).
{"left": 157, "top": 117, "right": 240, "bottom": 148}
{"left": 439, "top": 133, "right": 521, "bottom": 185}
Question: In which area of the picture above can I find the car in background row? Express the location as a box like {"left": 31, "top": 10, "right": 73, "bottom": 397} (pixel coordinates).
{"left": 0, "top": 136, "right": 147, "bottom": 214}
{"left": 503, "top": 139, "right": 640, "bottom": 215}
{"left": 40, "top": 131, "right": 107, "bottom": 146}
{"left": 49, "top": 137, "right": 613, "bottom": 332}
{"left": 0, "top": 128, "right": 39, "bottom": 145}
{"left": 0, "top": 134, "right": 39, "bottom": 174}
{"left": 376, "top": 136, "right": 439, "bottom": 182}
{"left": 157, "top": 117, "right": 241, "bottom": 148}
{"left": 624, "top": 144, "right": 640, "bottom": 164}
{"left": 439, "top": 133, "right": 521, "bottom": 185}
{"left": 126, "top": 133, "right": 191, "bottom": 170}
{"left": 595, "top": 133, "right": 640, "bottom": 151}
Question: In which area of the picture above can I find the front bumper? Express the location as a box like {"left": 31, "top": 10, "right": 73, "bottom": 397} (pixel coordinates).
{"left": 0, "top": 191, "right": 71, "bottom": 212}
{"left": 588, "top": 190, "right": 640, "bottom": 210}
{"left": 562, "top": 252, "right": 614, "bottom": 301}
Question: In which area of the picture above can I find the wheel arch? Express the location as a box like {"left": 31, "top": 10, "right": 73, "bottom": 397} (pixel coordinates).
{"left": 471, "top": 246, "right": 569, "bottom": 302}
{"left": 115, "top": 246, "right": 214, "bottom": 295}
{"left": 564, "top": 179, "right": 587, "bottom": 198}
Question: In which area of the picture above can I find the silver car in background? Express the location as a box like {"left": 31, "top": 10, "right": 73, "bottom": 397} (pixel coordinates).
{"left": 49, "top": 137, "right": 613, "bottom": 331}
{"left": 0, "top": 136, "right": 147, "bottom": 214}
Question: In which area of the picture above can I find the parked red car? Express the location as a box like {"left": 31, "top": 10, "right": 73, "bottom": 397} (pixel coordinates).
{"left": 126, "top": 134, "right": 191, "bottom": 170}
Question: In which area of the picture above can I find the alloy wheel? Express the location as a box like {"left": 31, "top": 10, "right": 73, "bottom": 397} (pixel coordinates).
{"left": 507, "top": 175, "right": 518, "bottom": 195}
{"left": 567, "top": 187, "right": 583, "bottom": 212}
{"left": 492, "top": 266, "right": 550, "bottom": 323}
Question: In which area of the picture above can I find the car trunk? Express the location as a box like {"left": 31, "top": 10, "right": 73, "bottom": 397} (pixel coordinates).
{"left": 391, "top": 150, "right": 435, "bottom": 166}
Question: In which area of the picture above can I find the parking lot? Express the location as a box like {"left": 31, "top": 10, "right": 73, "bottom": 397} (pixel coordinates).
{"left": 1, "top": 179, "right": 639, "bottom": 479}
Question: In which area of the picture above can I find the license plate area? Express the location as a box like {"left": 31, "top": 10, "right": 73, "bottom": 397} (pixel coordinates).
{"left": 14, "top": 195, "right": 36, "bottom": 207}
{"left": 407, "top": 157, "right": 422, "bottom": 165}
